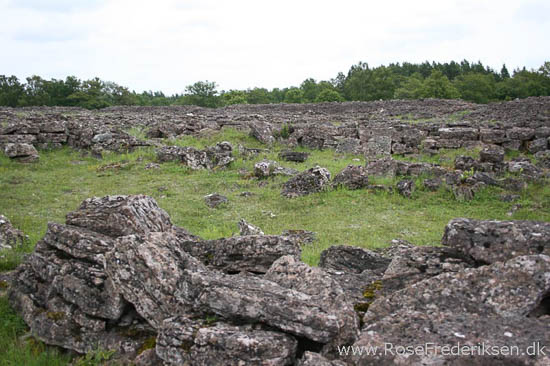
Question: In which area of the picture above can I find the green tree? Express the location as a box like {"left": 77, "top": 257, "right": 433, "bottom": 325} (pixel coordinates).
{"left": 300, "top": 78, "right": 319, "bottom": 103}
{"left": 221, "top": 90, "right": 248, "bottom": 105}
{"left": 179, "top": 80, "right": 219, "bottom": 107}
{"left": 0, "top": 75, "right": 24, "bottom": 107}
{"left": 454, "top": 73, "right": 496, "bottom": 103}
{"left": 421, "top": 70, "right": 460, "bottom": 99}
{"left": 246, "top": 88, "right": 271, "bottom": 104}
{"left": 315, "top": 89, "right": 344, "bottom": 102}
{"left": 283, "top": 88, "right": 304, "bottom": 103}
{"left": 394, "top": 73, "right": 424, "bottom": 99}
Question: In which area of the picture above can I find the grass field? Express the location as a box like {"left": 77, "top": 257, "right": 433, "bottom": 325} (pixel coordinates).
{"left": 1, "top": 127, "right": 549, "bottom": 364}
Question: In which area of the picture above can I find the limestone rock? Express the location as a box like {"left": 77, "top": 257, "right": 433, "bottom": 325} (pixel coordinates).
{"left": 106, "top": 233, "right": 357, "bottom": 344}
{"left": 65, "top": 195, "right": 173, "bottom": 237}
{"left": 332, "top": 165, "right": 369, "bottom": 190}
{"left": 319, "top": 245, "right": 390, "bottom": 274}
{"left": 238, "top": 219, "right": 264, "bottom": 236}
{"left": 350, "top": 255, "right": 550, "bottom": 365}
{"left": 157, "top": 316, "right": 297, "bottom": 366}
{"left": 282, "top": 166, "right": 331, "bottom": 198}
{"left": 396, "top": 179, "right": 415, "bottom": 198}
{"left": 279, "top": 150, "right": 309, "bottom": 163}
{"left": 204, "top": 193, "right": 228, "bottom": 208}
{"left": 442, "top": 218, "right": 550, "bottom": 264}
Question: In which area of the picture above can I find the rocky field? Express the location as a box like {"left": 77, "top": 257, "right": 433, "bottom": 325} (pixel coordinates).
{"left": 1, "top": 97, "right": 550, "bottom": 365}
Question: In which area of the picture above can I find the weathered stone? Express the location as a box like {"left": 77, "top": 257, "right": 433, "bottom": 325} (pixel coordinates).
{"left": 454, "top": 155, "right": 478, "bottom": 171}
{"left": 452, "top": 185, "right": 475, "bottom": 201}
{"left": 423, "top": 177, "right": 442, "bottom": 191}
{"left": 319, "top": 245, "right": 390, "bottom": 274}
{"left": 0, "top": 134, "right": 37, "bottom": 145}
{"left": 66, "top": 195, "right": 173, "bottom": 237}
{"left": 396, "top": 179, "right": 415, "bottom": 198}
{"left": 249, "top": 121, "right": 275, "bottom": 144}
{"left": 282, "top": 166, "right": 331, "bottom": 198}
{"left": 204, "top": 193, "right": 228, "bottom": 208}
{"left": 39, "top": 121, "right": 66, "bottom": 133}
{"left": 507, "top": 160, "right": 542, "bottom": 180}
{"left": 479, "top": 144, "right": 505, "bottom": 163}
{"left": 0, "top": 214, "right": 27, "bottom": 251}
{"left": 156, "top": 143, "right": 233, "bottom": 170}
{"left": 157, "top": 316, "right": 298, "bottom": 366}
{"left": 336, "top": 138, "right": 362, "bottom": 154}
{"left": 528, "top": 138, "right": 548, "bottom": 154}
{"left": 106, "top": 233, "right": 357, "bottom": 344}
{"left": 4, "top": 143, "right": 39, "bottom": 162}
{"left": 535, "top": 126, "right": 550, "bottom": 138}
{"left": 264, "top": 255, "right": 360, "bottom": 347}
{"left": 279, "top": 150, "right": 309, "bottom": 163}
{"left": 502, "top": 139, "right": 522, "bottom": 151}
{"left": 438, "top": 127, "right": 478, "bottom": 140}
{"left": 365, "top": 157, "right": 398, "bottom": 177}
{"left": 180, "top": 234, "right": 301, "bottom": 274}
{"left": 365, "top": 136, "right": 391, "bottom": 157}
{"left": 254, "top": 159, "right": 297, "bottom": 179}
{"left": 442, "top": 218, "right": 550, "bottom": 264}
{"left": 281, "top": 229, "right": 316, "bottom": 246}
{"left": 350, "top": 255, "right": 550, "bottom": 366}
{"left": 332, "top": 165, "right": 369, "bottom": 190}
{"left": 480, "top": 128, "right": 508, "bottom": 144}
{"left": 238, "top": 219, "right": 264, "bottom": 236}
{"left": 535, "top": 150, "right": 550, "bottom": 169}
{"left": 507, "top": 127, "right": 535, "bottom": 140}
{"left": 443, "top": 171, "right": 462, "bottom": 185}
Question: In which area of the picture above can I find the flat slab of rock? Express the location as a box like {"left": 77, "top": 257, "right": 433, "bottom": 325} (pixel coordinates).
{"left": 319, "top": 245, "right": 390, "bottom": 274}
{"left": 279, "top": 150, "right": 309, "bottom": 162}
{"left": 157, "top": 316, "right": 298, "bottom": 366}
{"left": 443, "top": 218, "right": 550, "bottom": 264}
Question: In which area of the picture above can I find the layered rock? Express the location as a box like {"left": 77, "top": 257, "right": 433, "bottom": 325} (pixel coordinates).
{"left": 157, "top": 142, "right": 233, "bottom": 169}
{"left": 282, "top": 166, "right": 331, "bottom": 198}
{"left": 442, "top": 218, "right": 550, "bottom": 264}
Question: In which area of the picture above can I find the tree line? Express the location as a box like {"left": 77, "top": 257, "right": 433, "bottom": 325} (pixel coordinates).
{"left": 1, "top": 60, "right": 549, "bottom": 109}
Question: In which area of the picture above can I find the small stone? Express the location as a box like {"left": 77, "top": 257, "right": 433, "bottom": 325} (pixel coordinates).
{"left": 204, "top": 193, "right": 228, "bottom": 208}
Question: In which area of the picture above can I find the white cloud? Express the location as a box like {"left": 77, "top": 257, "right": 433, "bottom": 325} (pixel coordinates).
{"left": 0, "top": 0, "right": 548, "bottom": 94}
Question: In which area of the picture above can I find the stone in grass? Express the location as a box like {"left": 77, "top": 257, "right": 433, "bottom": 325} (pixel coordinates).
{"left": 332, "top": 165, "right": 369, "bottom": 190}
{"left": 279, "top": 150, "right": 309, "bottom": 163}
{"left": 423, "top": 177, "right": 442, "bottom": 191}
{"left": 204, "top": 193, "right": 228, "bottom": 208}
{"left": 396, "top": 179, "right": 415, "bottom": 198}
{"left": 281, "top": 166, "right": 331, "bottom": 198}
{"left": 238, "top": 219, "right": 264, "bottom": 236}
{"left": 4, "top": 143, "right": 39, "bottom": 163}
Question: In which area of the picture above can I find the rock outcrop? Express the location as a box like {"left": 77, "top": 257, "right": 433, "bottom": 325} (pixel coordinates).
{"left": 282, "top": 166, "right": 331, "bottom": 198}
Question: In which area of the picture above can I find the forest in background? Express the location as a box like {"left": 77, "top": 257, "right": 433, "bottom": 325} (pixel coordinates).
{"left": 1, "top": 60, "right": 549, "bottom": 109}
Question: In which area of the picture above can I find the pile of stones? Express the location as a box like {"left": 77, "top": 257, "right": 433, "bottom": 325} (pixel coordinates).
{"left": 6, "top": 195, "right": 550, "bottom": 365}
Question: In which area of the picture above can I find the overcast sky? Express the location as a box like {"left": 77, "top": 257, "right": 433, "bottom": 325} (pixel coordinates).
{"left": 1, "top": 0, "right": 548, "bottom": 94}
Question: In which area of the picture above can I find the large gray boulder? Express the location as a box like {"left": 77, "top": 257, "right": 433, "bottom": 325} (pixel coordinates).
{"left": 350, "top": 255, "right": 550, "bottom": 365}
{"left": 282, "top": 166, "right": 331, "bottom": 198}
{"left": 332, "top": 165, "right": 369, "bottom": 190}
{"left": 443, "top": 218, "right": 550, "bottom": 264}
